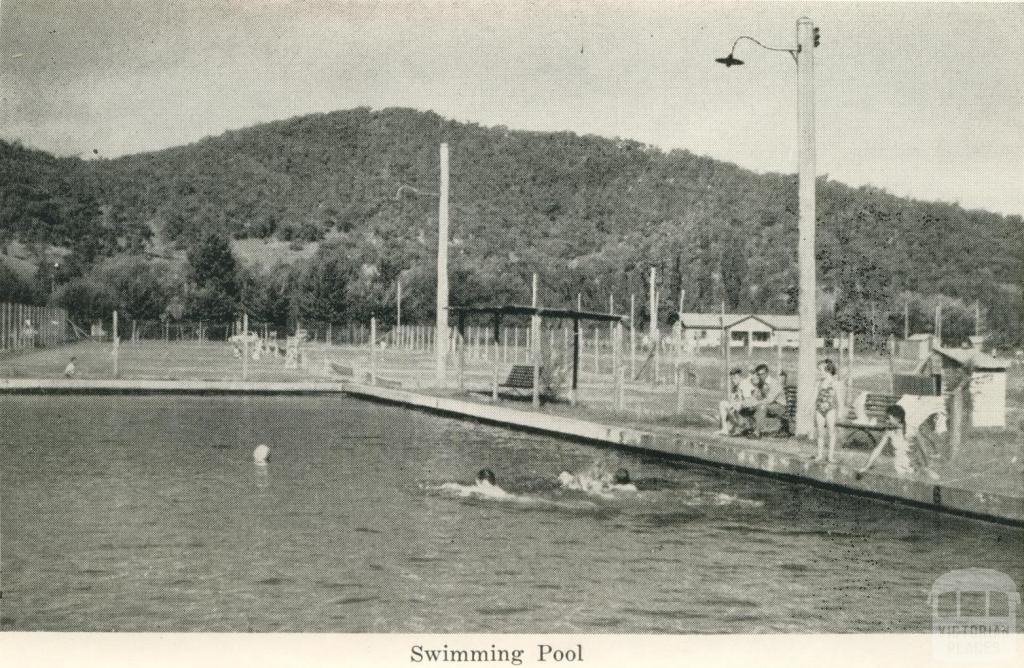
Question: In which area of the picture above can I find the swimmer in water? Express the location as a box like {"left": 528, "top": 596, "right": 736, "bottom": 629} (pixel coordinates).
{"left": 253, "top": 443, "right": 270, "bottom": 464}
{"left": 476, "top": 468, "right": 496, "bottom": 487}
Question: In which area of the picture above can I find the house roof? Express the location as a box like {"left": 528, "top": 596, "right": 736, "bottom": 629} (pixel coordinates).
{"left": 933, "top": 347, "right": 1009, "bottom": 370}
{"left": 745, "top": 314, "right": 801, "bottom": 331}
{"left": 679, "top": 312, "right": 800, "bottom": 331}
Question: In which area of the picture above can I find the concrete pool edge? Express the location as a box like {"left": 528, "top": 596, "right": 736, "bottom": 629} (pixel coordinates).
{"left": 341, "top": 382, "right": 1024, "bottom": 528}
{"left": 0, "top": 378, "right": 353, "bottom": 395}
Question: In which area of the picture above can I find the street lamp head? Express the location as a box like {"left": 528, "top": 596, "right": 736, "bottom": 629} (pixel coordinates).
{"left": 715, "top": 53, "right": 744, "bottom": 67}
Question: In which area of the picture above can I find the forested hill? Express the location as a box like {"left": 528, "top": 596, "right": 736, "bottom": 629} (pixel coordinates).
{"left": 1, "top": 107, "right": 1021, "bottom": 345}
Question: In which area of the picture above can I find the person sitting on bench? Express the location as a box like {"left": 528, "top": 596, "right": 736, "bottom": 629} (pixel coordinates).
{"left": 742, "top": 363, "right": 791, "bottom": 438}
{"left": 718, "top": 367, "right": 756, "bottom": 436}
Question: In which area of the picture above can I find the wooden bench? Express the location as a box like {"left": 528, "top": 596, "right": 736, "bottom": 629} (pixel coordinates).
{"left": 836, "top": 392, "right": 899, "bottom": 447}
{"left": 499, "top": 364, "right": 538, "bottom": 395}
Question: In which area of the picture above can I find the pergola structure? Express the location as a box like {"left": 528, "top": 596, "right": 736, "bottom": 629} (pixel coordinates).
{"left": 449, "top": 304, "right": 627, "bottom": 406}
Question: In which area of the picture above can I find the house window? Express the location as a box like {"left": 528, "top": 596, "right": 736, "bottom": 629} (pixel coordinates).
{"left": 753, "top": 332, "right": 771, "bottom": 343}
{"left": 731, "top": 331, "right": 745, "bottom": 342}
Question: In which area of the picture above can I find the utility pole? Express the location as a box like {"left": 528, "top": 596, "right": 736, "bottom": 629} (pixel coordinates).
{"left": 904, "top": 299, "right": 910, "bottom": 340}
{"left": 794, "top": 17, "right": 818, "bottom": 438}
{"left": 435, "top": 143, "right": 449, "bottom": 384}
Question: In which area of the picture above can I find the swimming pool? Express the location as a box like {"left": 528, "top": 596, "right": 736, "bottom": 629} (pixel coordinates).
{"left": 1, "top": 394, "right": 1020, "bottom": 632}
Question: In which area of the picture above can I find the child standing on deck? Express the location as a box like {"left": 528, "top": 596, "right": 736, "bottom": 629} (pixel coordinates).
{"left": 813, "top": 359, "right": 841, "bottom": 463}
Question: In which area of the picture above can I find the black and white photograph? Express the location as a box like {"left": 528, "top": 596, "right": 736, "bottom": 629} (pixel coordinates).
{"left": 0, "top": 1, "right": 1021, "bottom": 665}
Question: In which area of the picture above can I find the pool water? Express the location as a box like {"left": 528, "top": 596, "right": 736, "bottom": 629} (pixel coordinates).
{"left": 1, "top": 395, "right": 1021, "bottom": 632}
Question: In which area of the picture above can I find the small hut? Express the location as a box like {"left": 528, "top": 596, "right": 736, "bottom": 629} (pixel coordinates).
{"left": 921, "top": 347, "right": 1009, "bottom": 428}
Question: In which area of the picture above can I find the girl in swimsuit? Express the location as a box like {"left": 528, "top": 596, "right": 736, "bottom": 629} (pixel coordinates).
{"left": 814, "top": 359, "right": 840, "bottom": 463}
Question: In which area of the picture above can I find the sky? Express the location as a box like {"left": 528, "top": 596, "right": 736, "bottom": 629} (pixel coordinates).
{"left": 1, "top": 0, "right": 1022, "bottom": 215}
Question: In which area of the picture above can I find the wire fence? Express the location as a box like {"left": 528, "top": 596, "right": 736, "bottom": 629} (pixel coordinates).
{"left": 0, "top": 309, "right": 911, "bottom": 428}
{"left": 0, "top": 302, "right": 72, "bottom": 354}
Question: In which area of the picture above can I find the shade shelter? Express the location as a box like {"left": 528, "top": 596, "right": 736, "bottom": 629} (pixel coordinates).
{"left": 449, "top": 304, "right": 627, "bottom": 407}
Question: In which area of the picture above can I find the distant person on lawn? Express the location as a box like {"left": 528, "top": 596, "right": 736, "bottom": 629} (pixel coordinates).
{"left": 718, "top": 367, "right": 756, "bottom": 435}
{"left": 64, "top": 356, "right": 77, "bottom": 378}
{"left": 742, "top": 363, "right": 791, "bottom": 438}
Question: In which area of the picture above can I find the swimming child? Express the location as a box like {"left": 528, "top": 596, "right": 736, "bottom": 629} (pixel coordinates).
{"left": 858, "top": 405, "right": 913, "bottom": 476}
{"left": 476, "top": 468, "right": 497, "bottom": 487}
{"left": 253, "top": 443, "right": 271, "bottom": 464}
{"left": 813, "top": 359, "right": 841, "bottom": 463}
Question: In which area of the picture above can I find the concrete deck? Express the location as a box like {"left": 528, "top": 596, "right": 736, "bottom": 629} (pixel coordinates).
{"left": 341, "top": 382, "right": 1024, "bottom": 527}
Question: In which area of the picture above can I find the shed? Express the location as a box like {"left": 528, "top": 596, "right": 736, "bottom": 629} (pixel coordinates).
{"left": 926, "top": 347, "right": 1010, "bottom": 428}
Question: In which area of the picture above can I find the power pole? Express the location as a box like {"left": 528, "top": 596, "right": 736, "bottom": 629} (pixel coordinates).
{"left": 435, "top": 143, "right": 449, "bottom": 384}
{"left": 794, "top": 17, "right": 818, "bottom": 438}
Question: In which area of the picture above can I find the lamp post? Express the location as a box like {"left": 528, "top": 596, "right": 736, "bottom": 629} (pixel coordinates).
{"left": 717, "top": 17, "right": 819, "bottom": 437}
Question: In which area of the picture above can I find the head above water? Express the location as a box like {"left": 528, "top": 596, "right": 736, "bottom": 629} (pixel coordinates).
{"left": 476, "top": 468, "right": 496, "bottom": 485}
{"left": 613, "top": 468, "right": 631, "bottom": 485}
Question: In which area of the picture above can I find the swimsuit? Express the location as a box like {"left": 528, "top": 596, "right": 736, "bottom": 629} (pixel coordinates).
{"left": 816, "top": 380, "right": 838, "bottom": 414}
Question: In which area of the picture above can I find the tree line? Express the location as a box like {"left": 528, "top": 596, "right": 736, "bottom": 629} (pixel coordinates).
{"left": 0, "top": 107, "right": 1020, "bottom": 346}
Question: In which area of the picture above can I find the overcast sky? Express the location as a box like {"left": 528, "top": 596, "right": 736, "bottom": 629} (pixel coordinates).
{"left": 1, "top": 1, "right": 1021, "bottom": 215}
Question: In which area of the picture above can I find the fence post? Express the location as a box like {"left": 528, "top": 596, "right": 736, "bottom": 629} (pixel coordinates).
{"left": 242, "top": 312, "right": 249, "bottom": 381}
{"left": 847, "top": 332, "right": 855, "bottom": 399}
{"left": 613, "top": 321, "right": 623, "bottom": 411}
{"left": 369, "top": 317, "right": 377, "bottom": 385}
{"left": 112, "top": 310, "right": 120, "bottom": 378}
{"left": 531, "top": 314, "right": 541, "bottom": 408}
{"left": 593, "top": 327, "right": 600, "bottom": 373}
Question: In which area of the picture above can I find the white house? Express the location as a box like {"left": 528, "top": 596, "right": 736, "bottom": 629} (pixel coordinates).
{"left": 678, "top": 313, "right": 802, "bottom": 351}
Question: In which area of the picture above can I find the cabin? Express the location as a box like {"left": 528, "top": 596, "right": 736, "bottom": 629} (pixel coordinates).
{"left": 678, "top": 312, "right": 801, "bottom": 351}
{"left": 918, "top": 345, "right": 1010, "bottom": 428}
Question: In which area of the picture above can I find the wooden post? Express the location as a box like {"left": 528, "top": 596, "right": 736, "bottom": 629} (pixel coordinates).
{"left": 396, "top": 281, "right": 402, "bottom": 329}
{"left": 563, "top": 327, "right": 569, "bottom": 366}
{"left": 630, "top": 294, "right": 636, "bottom": 381}
{"left": 502, "top": 328, "right": 508, "bottom": 363}
{"left": 436, "top": 142, "right": 450, "bottom": 385}
{"left": 847, "top": 331, "right": 855, "bottom": 399}
{"left": 458, "top": 315, "right": 466, "bottom": 393}
{"left": 776, "top": 337, "right": 783, "bottom": 376}
{"left": 370, "top": 317, "right": 377, "bottom": 385}
{"left": 514, "top": 327, "right": 520, "bottom": 363}
{"left": 613, "top": 320, "right": 623, "bottom": 412}
{"left": 649, "top": 267, "right": 658, "bottom": 385}
{"left": 593, "top": 327, "right": 600, "bottom": 373}
{"left": 531, "top": 314, "right": 541, "bottom": 408}
{"left": 935, "top": 303, "right": 943, "bottom": 344}
{"left": 904, "top": 299, "right": 910, "bottom": 340}
{"left": 974, "top": 300, "right": 981, "bottom": 336}
{"left": 571, "top": 317, "right": 580, "bottom": 406}
{"left": 720, "top": 303, "right": 728, "bottom": 391}
{"left": 949, "top": 380, "right": 966, "bottom": 460}
{"left": 492, "top": 316, "right": 500, "bottom": 402}
{"left": 112, "top": 310, "right": 119, "bottom": 378}
{"left": 242, "top": 312, "right": 249, "bottom": 380}
{"left": 609, "top": 293, "right": 615, "bottom": 343}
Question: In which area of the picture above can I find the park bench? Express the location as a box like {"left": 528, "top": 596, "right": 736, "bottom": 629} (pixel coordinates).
{"left": 836, "top": 392, "right": 899, "bottom": 447}
{"left": 499, "top": 364, "right": 539, "bottom": 397}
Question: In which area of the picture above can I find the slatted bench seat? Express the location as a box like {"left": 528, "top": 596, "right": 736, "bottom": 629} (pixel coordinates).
{"left": 837, "top": 392, "right": 899, "bottom": 447}
{"left": 499, "top": 364, "right": 538, "bottom": 395}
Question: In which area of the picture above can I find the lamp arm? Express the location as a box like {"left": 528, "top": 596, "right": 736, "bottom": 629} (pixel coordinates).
{"left": 730, "top": 35, "right": 799, "bottom": 63}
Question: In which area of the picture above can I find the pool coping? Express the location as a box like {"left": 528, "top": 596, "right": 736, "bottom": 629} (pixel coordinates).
{"left": 0, "top": 378, "right": 352, "bottom": 394}
{"left": 340, "top": 382, "right": 1024, "bottom": 528}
